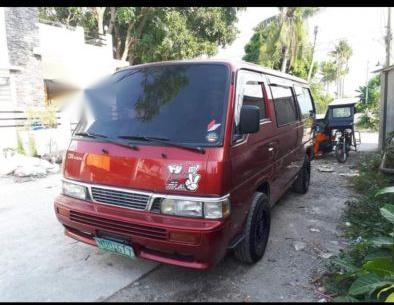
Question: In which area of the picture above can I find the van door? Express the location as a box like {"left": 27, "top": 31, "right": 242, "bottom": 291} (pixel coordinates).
{"left": 230, "top": 69, "right": 275, "bottom": 231}
{"left": 268, "top": 78, "right": 301, "bottom": 193}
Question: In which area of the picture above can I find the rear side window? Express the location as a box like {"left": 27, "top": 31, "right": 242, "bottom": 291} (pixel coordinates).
{"left": 270, "top": 85, "right": 298, "bottom": 126}
{"left": 294, "top": 86, "right": 314, "bottom": 119}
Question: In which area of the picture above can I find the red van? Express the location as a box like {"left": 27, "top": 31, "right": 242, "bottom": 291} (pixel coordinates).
{"left": 54, "top": 60, "right": 316, "bottom": 269}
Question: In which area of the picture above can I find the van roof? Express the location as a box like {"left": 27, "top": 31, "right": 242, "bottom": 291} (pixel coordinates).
{"left": 116, "top": 59, "right": 309, "bottom": 85}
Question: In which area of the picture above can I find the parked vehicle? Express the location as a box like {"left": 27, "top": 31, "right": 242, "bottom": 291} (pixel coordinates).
{"left": 313, "top": 98, "right": 360, "bottom": 163}
{"left": 54, "top": 60, "right": 316, "bottom": 269}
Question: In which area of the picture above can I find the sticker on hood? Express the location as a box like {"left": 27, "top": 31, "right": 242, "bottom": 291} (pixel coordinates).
{"left": 166, "top": 164, "right": 201, "bottom": 192}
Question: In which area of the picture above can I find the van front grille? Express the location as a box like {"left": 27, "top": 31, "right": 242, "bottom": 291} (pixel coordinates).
{"left": 91, "top": 186, "right": 150, "bottom": 210}
{"left": 70, "top": 211, "right": 168, "bottom": 240}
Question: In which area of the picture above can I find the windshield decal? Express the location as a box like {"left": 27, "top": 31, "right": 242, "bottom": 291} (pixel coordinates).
{"left": 166, "top": 164, "right": 201, "bottom": 192}
{"left": 207, "top": 120, "right": 221, "bottom": 132}
{"left": 206, "top": 132, "right": 219, "bottom": 143}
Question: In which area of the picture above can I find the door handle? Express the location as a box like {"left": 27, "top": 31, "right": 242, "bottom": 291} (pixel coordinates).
{"left": 268, "top": 147, "right": 274, "bottom": 152}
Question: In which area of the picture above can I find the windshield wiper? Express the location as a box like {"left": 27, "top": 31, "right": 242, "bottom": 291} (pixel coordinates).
{"left": 74, "top": 131, "right": 108, "bottom": 139}
{"left": 118, "top": 135, "right": 205, "bottom": 154}
{"left": 73, "top": 132, "right": 138, "bottom": 151}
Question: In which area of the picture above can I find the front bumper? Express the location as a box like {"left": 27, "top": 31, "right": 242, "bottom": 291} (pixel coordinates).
{"left": 54, "top": 194, "right": 231, "bottom": 269}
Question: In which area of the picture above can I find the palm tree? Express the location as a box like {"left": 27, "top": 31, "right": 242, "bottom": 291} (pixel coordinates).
{"left": 277, "top": 7, "right": 319, "bottom": 73}
{"left": 320, "top": 60, "right": 337, "bottom": 93}
{"left": 329, "top": 40, "right": 353, "bottom": 97}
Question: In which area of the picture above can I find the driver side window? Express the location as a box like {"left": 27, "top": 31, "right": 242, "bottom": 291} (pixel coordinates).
{"left": 233, "top": 70, "right": 265, "bottom": 143}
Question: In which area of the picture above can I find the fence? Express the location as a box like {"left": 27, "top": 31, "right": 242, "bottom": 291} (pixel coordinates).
{"left": 0, "top": 108, "right": 77, "bottom": 155}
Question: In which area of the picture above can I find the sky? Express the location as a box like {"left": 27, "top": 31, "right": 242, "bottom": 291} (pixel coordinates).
{"left": 212, "top": 7, "right": 391, "bottom": 96}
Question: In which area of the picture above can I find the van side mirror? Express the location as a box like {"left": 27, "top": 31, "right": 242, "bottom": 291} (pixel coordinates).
{"left": 239, "top": 105, "right": 260, "bottom": 134}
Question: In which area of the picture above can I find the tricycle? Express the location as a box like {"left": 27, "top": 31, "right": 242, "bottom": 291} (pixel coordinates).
{"left": 313, "top": 98, "right": 361, "bottom": 163}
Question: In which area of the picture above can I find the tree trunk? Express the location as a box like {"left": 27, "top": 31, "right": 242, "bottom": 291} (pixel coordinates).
{"left": 121, "top": 22, "right": 134, "bottom": 61}
{"left": 281, "top": 46, "right": 289, "bottom": 72}
{"left": 127, "top": 8, "right": 152, "bottom": 65}
{"left": 107, "top": 7, "right": 116, "bottom": 35}
{"left": 96, "top": 7, "right": 106, "bottom": 35}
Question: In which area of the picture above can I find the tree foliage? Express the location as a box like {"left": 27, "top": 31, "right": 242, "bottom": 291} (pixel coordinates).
{"left": 355, "top": 75, "right": 381, "bottom": 130}
{"left": 242, "top": 7, "right": 318, "bottom": 79}
{"left": 329, "top": 39, "right": 353, "bottom": 97}
{"left": 39, "top": 7, "right": 243, "bottom": 65}
{"left": 320, "top": 60, "right": 337, "bottom": 92}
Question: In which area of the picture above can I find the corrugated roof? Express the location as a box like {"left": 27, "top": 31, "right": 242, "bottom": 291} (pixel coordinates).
{"left": 371, "top": 64, "right": 394, "bottom": 73}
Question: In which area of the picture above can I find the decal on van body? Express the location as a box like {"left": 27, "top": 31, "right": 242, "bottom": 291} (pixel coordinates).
{"left": 166, "top": 164, "right": 201, "bottom": 192}
{"left": 184, "top": 165, "right": 201, "bottom": 191}
{"left": 168, "top": 164, "right": 183, "bottom": 174}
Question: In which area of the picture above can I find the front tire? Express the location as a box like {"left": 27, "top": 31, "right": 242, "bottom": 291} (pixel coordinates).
{"left": 335, "top": 143, "right": 348, "bottom": 163}
{"left": 234, "top": 193, "right": 271, "bottom": 264}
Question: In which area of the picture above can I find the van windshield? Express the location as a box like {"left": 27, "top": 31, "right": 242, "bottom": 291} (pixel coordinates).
{"left": 74, "top": 63, "right": 230, "bottom": 146}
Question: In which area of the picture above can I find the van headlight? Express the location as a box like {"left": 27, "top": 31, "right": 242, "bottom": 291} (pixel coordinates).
{"left": 160, "top": 197, "right": 230, "bottom": 219}
{"left": 62, "top": 180, "right": 87, "bottom": 200}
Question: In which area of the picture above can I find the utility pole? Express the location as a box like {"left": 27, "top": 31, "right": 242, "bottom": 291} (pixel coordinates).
{"left": 307, "top": 26, "right": 318, "bottom": 82}
{"left": 385, "top": 7, "right": 392, "bottom": 67}
{"left": 365, "top": 60, "right": 369, "bottom": 104}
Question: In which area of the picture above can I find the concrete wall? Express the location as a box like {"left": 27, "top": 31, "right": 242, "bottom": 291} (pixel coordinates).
{"left": 4, "top": 7, "right": 45, "bottom": 108}
{"left": 379, "top": 68, "right": 394, "bottom": 150}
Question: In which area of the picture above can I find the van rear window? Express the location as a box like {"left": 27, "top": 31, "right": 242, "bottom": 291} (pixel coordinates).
{"left": 270, "top": 85, "right": 298, "bottom": 126}
{"left": 75, "top": 64, "right": 230, "bottom": 146}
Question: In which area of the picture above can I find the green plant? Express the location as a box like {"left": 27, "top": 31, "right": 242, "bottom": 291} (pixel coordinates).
{"left": 356, "top": 75, "right": 380, "bottom": 131}
{"left": 356, "top": 106, "right": 379, "bottom": 131}
{"left": 310, "top": 81, "right": 334, "bottom": 114}
{"left": 26, "top": 106, "right": 58, "bottom": 129}
{"left": 323, "top": 154, "right": 394, "bottom": 302}
{"left": 16, "top": 131, "right": 25, "bottom": 155}
{"left": 28, "top": 133, "right": 38, "bottom": 157}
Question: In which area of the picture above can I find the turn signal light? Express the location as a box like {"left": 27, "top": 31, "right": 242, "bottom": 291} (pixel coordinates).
{"left": 169, "top": 232, "right": 200, "bottom": 245}
{"left": 57, "top": 206, "right": 70, "bottom": 217}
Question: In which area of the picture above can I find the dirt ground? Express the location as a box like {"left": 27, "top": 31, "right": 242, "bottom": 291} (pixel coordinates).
{"left": 106, "top": 152, "right": 363, "bottom": 302}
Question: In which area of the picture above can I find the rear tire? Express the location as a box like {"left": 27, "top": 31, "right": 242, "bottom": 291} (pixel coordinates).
{"left": 292, "top": 156, "right": 311, "bottom": 194}
{"left": 234, "top": 193, "right": 271, "bottom": 264}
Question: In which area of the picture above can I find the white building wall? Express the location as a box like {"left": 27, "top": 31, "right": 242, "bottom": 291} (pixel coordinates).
{"left": 38, "top": 23, "right": 123, "bottom": 89}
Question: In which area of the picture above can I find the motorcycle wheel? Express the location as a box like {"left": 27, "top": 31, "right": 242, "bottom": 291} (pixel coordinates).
{"left": 335, "top": 142, "right": 348, "bottom": 163}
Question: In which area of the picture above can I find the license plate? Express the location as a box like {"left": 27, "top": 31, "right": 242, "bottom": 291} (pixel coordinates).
{"left": 94, "top": 237, "right": 135, "bottom": 259}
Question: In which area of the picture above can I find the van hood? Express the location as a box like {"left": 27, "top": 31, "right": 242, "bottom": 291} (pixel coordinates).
{"left": 64, "top": 140, "right": 221, "bottom": 196}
